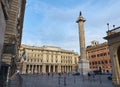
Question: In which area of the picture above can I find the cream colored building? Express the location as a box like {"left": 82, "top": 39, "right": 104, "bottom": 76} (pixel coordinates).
{"left": 19, "top": 44, "right": 79, "bottom": 74}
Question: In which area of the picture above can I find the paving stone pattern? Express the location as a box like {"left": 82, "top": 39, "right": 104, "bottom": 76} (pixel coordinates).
{"left": 21, "top": 74, "right": 115, "bottom": 87}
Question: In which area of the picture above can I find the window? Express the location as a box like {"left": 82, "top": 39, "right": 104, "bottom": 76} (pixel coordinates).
{"left": 98, "top": 61, "right": 100, "bottom": 64}
{"left": 91, "top": 55, "right": 96, "bottom": 58}
{"left": 103, "top": 53, "right": 107, "bottom": 56}
{"left": 89, "top": 62, "right": 91, "bottom": 65}
{"left": 97, "top": 54, "right": 100, "bottom": 57}
{"left": 102, "top": 61, "right": 104, "bottom": 64}
{"left": 105, "top": 60, "right": 108, "bottom": 64}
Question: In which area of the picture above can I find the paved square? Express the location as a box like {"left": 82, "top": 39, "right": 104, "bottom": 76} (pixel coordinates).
{"left": 21, "top": 74, "right": 115, "bottom": 87}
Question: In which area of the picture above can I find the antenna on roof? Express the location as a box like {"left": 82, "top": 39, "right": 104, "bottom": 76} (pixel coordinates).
{"left": 107, "top": 23, "right": 109, "bottom": 31}
{"left": 113, "top": 25, "right": 115, "bottom": 28}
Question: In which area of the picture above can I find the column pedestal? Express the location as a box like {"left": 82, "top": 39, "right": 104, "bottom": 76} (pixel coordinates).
{"left": 78, "top": 59, "right": 90, "bottom": 75}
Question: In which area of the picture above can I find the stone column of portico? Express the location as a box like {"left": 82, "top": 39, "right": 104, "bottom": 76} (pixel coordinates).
{"left": 22, "top": 62, "right": 26, "bottom": 74}
{"left": 67, "top": 66, "right": 68, "bottom": 72}
{"left": 109, "top": 46, "right": 120, "bottom": 85}
{"left": 42, "top": 64, "right": 46, "bottom": 73}
{"left": 76, "top": 11, "right": 90, "bottom": 75}
{"left": 37, "top": 65, "right": 39, "bottom": 73}
{"left": 58, "top": 65, "right": 61, "bottom": 73}
{"left": 70, "top": 66, "right": 72, "bottom": 72}
{"left": 114, "top": 54, "right": 120, "bottom": 85}
{"left": 27, "top": 65, "right": 30, "bottom": 73}
{"left": 66, "top": 66, "right": 67, "bottom": 72}
{"left": 115, "top": 46, "right": 120, "bottom": 85}
{"left": 34, "top": 65, "right": 35, "bottom": 73}
{"left": 64, "top": 66, "right": 66, "bottom": 72}
{"left": 53, "top": 65, "right": 55, "bottom": 72}
{"left": 39, "top": 65, "right": 41, "bottom": 73}
{"left": 69, "top": 66, "right": 71, "bottom": 72}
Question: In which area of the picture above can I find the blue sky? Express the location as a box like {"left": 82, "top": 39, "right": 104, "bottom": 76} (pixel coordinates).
{"left": 22, "top": 0, "right": 120, "bottom": 54}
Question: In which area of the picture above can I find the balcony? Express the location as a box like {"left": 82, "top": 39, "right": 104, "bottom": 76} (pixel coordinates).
{"left": 107, "top": 27, "right": 120, "bottom": 35}
{"left": 104, "top": 26, "right": 120, "bottom": 40}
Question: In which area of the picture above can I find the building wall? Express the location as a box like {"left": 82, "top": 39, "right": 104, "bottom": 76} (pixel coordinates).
{"left": 0, "top": 0, "right": 26, "bottom": 86}
{"left": 87, "top": 41, "right": 112, "bottom": 73}
{"left": 0, "top": 0, "right": 7, "bottom": 68}
{"left": 1, "top": 0, "right": 26, "bottom": 75}
{"left": 104, "top": 27, "right": 120, "bottom": 85}
{"left": 19, "top": 45, "right": 79, "bottom": 74}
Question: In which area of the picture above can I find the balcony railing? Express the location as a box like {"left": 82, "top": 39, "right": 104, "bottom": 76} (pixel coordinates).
{"left": 107, "top": 27, "right": 120, "bottom": 36}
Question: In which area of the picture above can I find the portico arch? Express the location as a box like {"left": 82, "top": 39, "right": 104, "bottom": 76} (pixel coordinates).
{"left": 117, "top": 46, "right": 120, "bottom": 68}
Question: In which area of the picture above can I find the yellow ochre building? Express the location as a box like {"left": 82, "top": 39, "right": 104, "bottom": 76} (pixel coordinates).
{"left": 19, "top": 44, "right": 79, "bottom": 74}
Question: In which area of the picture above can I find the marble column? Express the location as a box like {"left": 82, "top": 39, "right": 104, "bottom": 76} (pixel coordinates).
{"left": 22, "top": 62, "right": 26, "bottom": 74}
{"left": 27, "top": 65, "right": 30, "bottom": 73}
{"left": 57, "top": 65, "right": 61, "bottom": 73}
{"left": 76, "top": 11, "right": 90, "bottom": 75}
{"left": 53, "top": 65, "right": 55, "bottom": 72}
{"left": 39, "top": 65, "right": 41, "bottom": 73}
{"left": 42, "top": 64, "right": 46, "bottom": 73}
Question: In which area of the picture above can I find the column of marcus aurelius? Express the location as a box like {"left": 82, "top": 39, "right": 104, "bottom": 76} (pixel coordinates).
{"left": 76, "top": 11, "right": 90, "bottom": 75}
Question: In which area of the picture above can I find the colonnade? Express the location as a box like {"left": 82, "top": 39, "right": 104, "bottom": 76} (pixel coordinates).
{"left": 23, "top": 64, "right": 73, "bottom": 74}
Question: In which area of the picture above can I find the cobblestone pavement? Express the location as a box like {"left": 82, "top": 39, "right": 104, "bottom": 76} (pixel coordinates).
{"left": 21, "top": 74, "right": 115, "bottom": 87}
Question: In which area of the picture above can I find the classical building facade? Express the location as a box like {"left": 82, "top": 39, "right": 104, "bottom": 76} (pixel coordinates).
{"left": 0, "top": 0, "right": 26, "bottom": 86}
{"left": 19, "top": 44, "right": 79, "bottom": 74}
{"left": 86, "top": 41, "right": 112, "bottom": 73}
{"left": 104, "top": 26, "right": 120, "bottom": 86}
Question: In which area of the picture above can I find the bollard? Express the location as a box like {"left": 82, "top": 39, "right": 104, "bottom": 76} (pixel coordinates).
{"left": 64, "top": 77, "right": 66, "bottom": 86}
